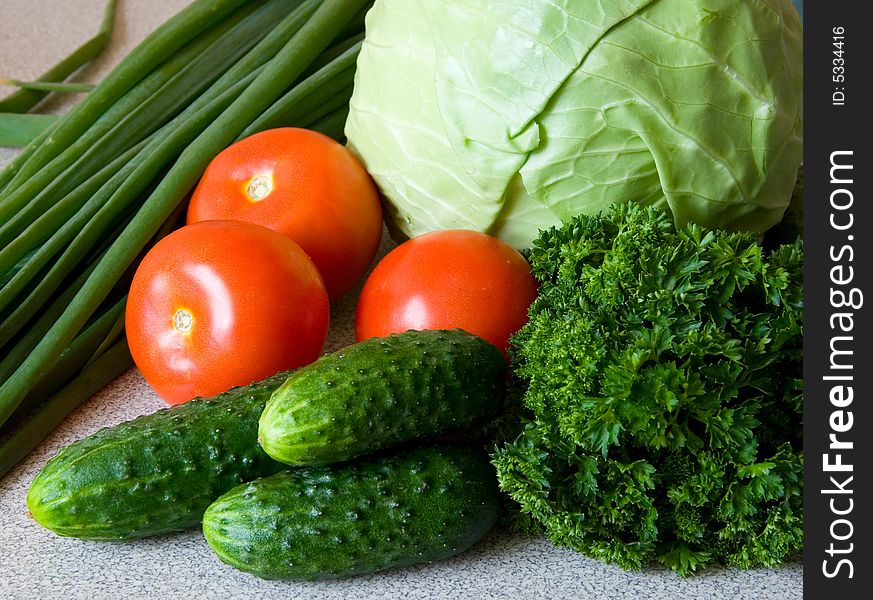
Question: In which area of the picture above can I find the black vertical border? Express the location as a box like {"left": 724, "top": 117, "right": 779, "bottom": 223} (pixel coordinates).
{"left": 803, "top": 1, "right": 870, "bottom": 597}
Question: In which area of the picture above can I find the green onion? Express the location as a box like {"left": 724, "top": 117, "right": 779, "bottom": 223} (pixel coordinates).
{"left": 0, "top": 0, "right": 279, "bottom": 225}
{"left": 0, "top": 0, "right": 117, "bottom": 114}
{"left": 238, "top": 38, "right": 360, "bottom": 137}
{"left": 0, "top": 115, "right": 56, "bottom": 194}
{"left": 0, "top": 113, "right": 58, "bottom": 148}
{"left": 0, "top": 340, "right": 133, "bottom": 478}
{"left": 0, "top": 189, "right": 185, "bottom": 401}
{"left": 0, "top": 80, "right": 96, "bottom": 94}
{"left": 0, "top": 138, "right": 148, "bottom": 275}
{"left": 15, "top": 295, "right": 128, "bottom": 416}
{"left": 0, "top": 258, "right": 104, "bottom": 385}
{"left": 0, "top": 140, "right": 149, "bottom": 328}
{"left": 308, "top": 105, "right": 351, "bottom": 141}
{"left": 0, "top": 0, "right": 295, "bottom": 253}
{"left": 0, "top": 0, "right": 251, "bottom": 200}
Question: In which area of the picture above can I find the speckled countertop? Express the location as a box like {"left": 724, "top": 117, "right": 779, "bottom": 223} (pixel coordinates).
{"left": 0, "top": 1, "right": 802, "bottom": 598}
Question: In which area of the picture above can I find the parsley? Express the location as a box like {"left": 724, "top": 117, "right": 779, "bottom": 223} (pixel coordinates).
{"left": 492, "top": 204, "right": 803, "bottom": 575}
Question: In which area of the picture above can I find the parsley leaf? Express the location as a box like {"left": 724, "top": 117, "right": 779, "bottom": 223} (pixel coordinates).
{"left": 492, "top": 204, "right": 803, "bottom": 575}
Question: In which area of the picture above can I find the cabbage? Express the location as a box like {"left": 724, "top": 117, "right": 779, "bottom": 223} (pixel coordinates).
{"left": 345, "top": 0, "right": 803, "bottom": 248}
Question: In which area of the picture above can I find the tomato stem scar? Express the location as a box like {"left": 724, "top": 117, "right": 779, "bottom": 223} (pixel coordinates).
{"left": 173, "top": 309, "right": 194, "bottom": 335}
{"left": 246, "top": 174, "right": 273, "bottom": 202}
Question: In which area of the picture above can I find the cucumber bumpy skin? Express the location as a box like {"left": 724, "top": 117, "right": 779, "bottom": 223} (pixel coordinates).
{"left": 258, "top": 329, "right": 506, "bottom": 466}
{"left": 26, "top": 371, "right": 292, "bottom": 541}
{"left": 202, "top": 444, "right": 501, "bottom": 580}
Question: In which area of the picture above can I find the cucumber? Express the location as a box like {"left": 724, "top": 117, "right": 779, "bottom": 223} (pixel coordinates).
{"left": 258, "top": 329, "right": 505, "bottom": 466}
{"left": 202, "top": 444, "right": 501, "bottom": 580}
{"left": 26, "top": 370, "right": 291, "bottom": 540}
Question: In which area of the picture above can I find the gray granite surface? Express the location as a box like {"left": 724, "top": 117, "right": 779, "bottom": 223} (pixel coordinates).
{"left": 0, "top": 1, "right": 802, "bottom": 597}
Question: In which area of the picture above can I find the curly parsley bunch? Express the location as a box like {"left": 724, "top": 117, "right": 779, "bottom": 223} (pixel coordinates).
{"left": 492, "top": 204, "right": 803, "bottom": 575}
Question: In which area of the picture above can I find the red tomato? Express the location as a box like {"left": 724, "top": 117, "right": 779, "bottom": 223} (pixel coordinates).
{"left": 125, "top": 220, "right": 329, "bottom": 405}
{"left": 186, "top": 127, "right": 383, "bottom": 302}
{"left": 355, "top": 230, "right": 538, "bottom": 355}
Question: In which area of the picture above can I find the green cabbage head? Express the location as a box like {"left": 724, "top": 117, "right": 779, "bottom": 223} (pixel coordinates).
{"left": 345, "top": 0, "right": 803, "bottom": 248}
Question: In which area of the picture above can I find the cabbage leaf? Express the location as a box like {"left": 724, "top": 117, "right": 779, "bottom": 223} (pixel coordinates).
{"left": 346, "top": 0, "right": 803, "bottom": 248}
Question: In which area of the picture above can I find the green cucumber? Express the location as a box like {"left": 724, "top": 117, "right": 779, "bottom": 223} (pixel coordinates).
{"left": 258, "top": 329, "right": 506, "bottom": 466}
{"left": 26, "top": 370, "right": 291, "bottom": 540}
{"left": 202, "top": 444, "right": 501, "bottom": 580}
